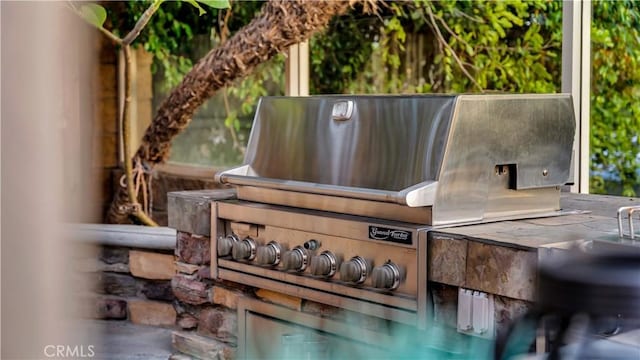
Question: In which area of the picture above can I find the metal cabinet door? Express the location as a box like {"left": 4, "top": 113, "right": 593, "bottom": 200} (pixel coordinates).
{"left": 243, "top": 311, "right": 389, "bottom": 360}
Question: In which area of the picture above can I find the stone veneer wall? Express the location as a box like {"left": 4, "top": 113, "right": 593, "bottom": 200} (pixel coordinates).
{"left": 79, "top": 245, "right": 178, "bottom": 327}
{"left": 166, "top": 189, "right": 241, "bottom": 359}
{"left": 170, "top": 232, "right": 243, "bottom": 359}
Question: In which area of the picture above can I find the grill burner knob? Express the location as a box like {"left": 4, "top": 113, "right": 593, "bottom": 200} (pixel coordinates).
{"left": 303, "top": 239, "right": 321, "bottom": 250}
{"left": 339, "top": 256, "right": 368, "bottom": 284}
{"left": 231, "top": 237, "right": 257, "bottom": 261}
{"left": 256, "top": 241, "right": 282, "bottom": 266}
{"left": 282, "top": 246, "right": 309, "bottom": 272}
{"left": 371, "top": 261, "right": 401, "bottom": 291}
{"left": 309, "top": 251, "right": 338, "bottom": 277}
{"left": 217, "top": 234, "right": 239, "bottom": 257}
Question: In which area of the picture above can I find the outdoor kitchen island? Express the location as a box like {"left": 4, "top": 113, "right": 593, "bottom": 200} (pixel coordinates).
{"left": 167, "top": 189, "right": 640, "bottom": 359}
{"left": 167, "top": 94, "right": 639, "bottom": 359}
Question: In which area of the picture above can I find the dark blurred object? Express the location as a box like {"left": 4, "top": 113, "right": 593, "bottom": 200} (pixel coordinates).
{"left": 496, "top": 251, "right": 640, "bottom": 360}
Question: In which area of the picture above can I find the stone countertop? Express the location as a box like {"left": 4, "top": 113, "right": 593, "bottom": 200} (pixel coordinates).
{"left": 167, "top": 190, "right": 640, "bottom": 302}
{"left": 428, "top": 193, "right": 640, "bottom": 301}
{"left": 434, "top": 193, "right": 640, "bottom": 251}
{"left": 168, "top": 188, "right": 236, "bottom": 236}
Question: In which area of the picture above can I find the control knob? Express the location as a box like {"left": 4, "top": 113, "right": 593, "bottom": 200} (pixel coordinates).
{"left": 339, "top": 256, "right": 369, "bottom": 284}
{"left": 256, "top": 241, "right": 282, "bottom": 266}
{"left": 217, "top": 234, "right": 239, "bottom": 257}
{"left": 231, "top": 237, "right": 257, "bottom": 261}
{"left": 303, "top": 239, "right": 321, "bottom": 250}
{"left": 281, "top": 246, "right": 309, "bottom": 272}
{"left": 309, "top": 251, "right": 338, "bottom": 277}
{"left": 371, "top": 261, "right": 402, "bottom": 291}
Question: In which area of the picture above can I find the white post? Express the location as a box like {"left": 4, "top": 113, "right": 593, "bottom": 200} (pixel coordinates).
{"left": 561, "top": 0, "right": 591, "bottom": 194}
{"left": 285, "top": 41, "right": 310, "bottom": 96}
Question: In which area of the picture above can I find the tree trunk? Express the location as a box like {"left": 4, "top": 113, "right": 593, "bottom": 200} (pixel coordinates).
{"left": 107, "top": 0, "right": 353, "bottom": 224}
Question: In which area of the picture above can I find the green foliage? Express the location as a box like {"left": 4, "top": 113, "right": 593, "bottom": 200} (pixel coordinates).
{"left": 184, "top": 0, "right": 207, "bottom": 16}
{"left": 422, "top": 0, "right": 562, "bottom": 93}
{"left": 108, "top": 0, "right": 639, "bottom": 192}
{"left": 78, "top": 3, "right": 107, "bottom": 28}
{"left": 312, "top": 1, "right": 562, "bottom": 95}
{"left": 105, "top": 0, "right": 234, "bottom": 89}
{"left": 90, "top": 0, "right": 265, "bottom": 166}
{"left": 311, "top": 1, "right": 562, "bottom": 95}
{"left": 310, "top": 8, "right": 380, "bottom": 94}
{"left": 183, "top": 0, "right": 231, "bottom": 15}
{"left": 196, "top": 0, "right": 231, "bottom": 10}
{"left": 107, "top": 1, "right": 198, "bottom": 88}
{"left": 312, "top": 1, "right": 639, "bottom": 196}
{"left": 590, "top": 0, "right": 640, "bottom": 196}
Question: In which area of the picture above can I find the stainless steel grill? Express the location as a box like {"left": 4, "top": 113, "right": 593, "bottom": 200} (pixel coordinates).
{"left": 217, "top": 94, "right": 575, "bottom": 226}
{"left": 210, "top": 94, "right": 576, "bottom": 333}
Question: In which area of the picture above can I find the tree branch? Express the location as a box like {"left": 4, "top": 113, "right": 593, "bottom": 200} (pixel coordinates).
{"left": 109, "top": 0, "right": 377, "bottom": 224}
{"left": 424, "top": 4, "right": 484, "bottom": 92}
{"left": 433, "top": 14, "right": 474, "bottom": 54}
{"left": 135, "top": 0, "right": 353, "bottom": 165}
{"left": 122, "top": 0, "right": 163, "bottom": 45}
{"left": 452, "top": 8, "right": 485, "bottom": 24}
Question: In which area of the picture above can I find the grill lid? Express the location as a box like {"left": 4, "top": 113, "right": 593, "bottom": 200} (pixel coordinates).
{"left": 217, "top": 94, "right": 575, "bottom": 226}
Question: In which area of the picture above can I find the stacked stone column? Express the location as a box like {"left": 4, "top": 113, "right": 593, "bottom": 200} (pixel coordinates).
{"left": 169, "top": 190, "right": 243, "bottom": 359}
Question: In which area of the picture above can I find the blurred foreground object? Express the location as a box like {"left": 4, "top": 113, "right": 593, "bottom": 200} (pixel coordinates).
{"left": 2, "top": 1, "right": 99, "bottom": 357}
{"left": 497, "top": 251, "right": 640, "bottom": 359}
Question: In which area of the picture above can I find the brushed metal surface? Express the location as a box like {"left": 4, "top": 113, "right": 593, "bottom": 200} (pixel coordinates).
{"left": 220, "top": 259, "right": 416, "bottom": 310}
{"left": 213, "top": 200, "right": 428, "bottom": 326}
{"left": 238, "top": 95, "right": 455, "bottom": 191}
{"left": 210, "top": 202, "right": 222, "bottom": 279}
{"left": 217, "top": 94, "right": 575, "bottom": 225}
{"left": 432, "top": 94, "right": 575, "bottom": 225}
{"left": 215, "top": 201, "right": 421, "bottom": 296}
{"left": 223, "top": 269, "right": 418, "bottom": 326}
{"left": 238, "top": 298, "right": 397, "bottom": 360}
{"left": 236, "top": 186, "right": 432, "bottom": 224}
{"left": 217, "top": 95, "right": 454, "bottom": 206}
{"left": 258, "top": 225, "right": 419, "bottom": 296}
{"left": 217, "top": 201, "right": 423, "bottom": 247}
{"left": 417, "top": 230, "right": 428, "bottom": 330}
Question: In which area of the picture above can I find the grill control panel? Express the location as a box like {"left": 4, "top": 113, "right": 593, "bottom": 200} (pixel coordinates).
{"left": 212, "top": 201, "right": 428, "bottom": 329}
{"left": 216, "top": 232, "right": 412, "bottom": 292}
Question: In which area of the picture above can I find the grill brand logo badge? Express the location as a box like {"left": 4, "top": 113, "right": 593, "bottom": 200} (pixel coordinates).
{"left": 368, "top": 226, "right": 412, "bottom": 244}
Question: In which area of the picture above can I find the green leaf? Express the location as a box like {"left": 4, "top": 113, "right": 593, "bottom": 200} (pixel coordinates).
{"left": 502, "top": 11, "right": 523, "bottom": 26}
{"left": 79, "top": 4, "right": 107, "bottom": 28}
{"left": 197, "top": 0, "right": 230, "bottom": 9}
{"left": 184, "top": 0, "right": 206, "bottom": 15}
